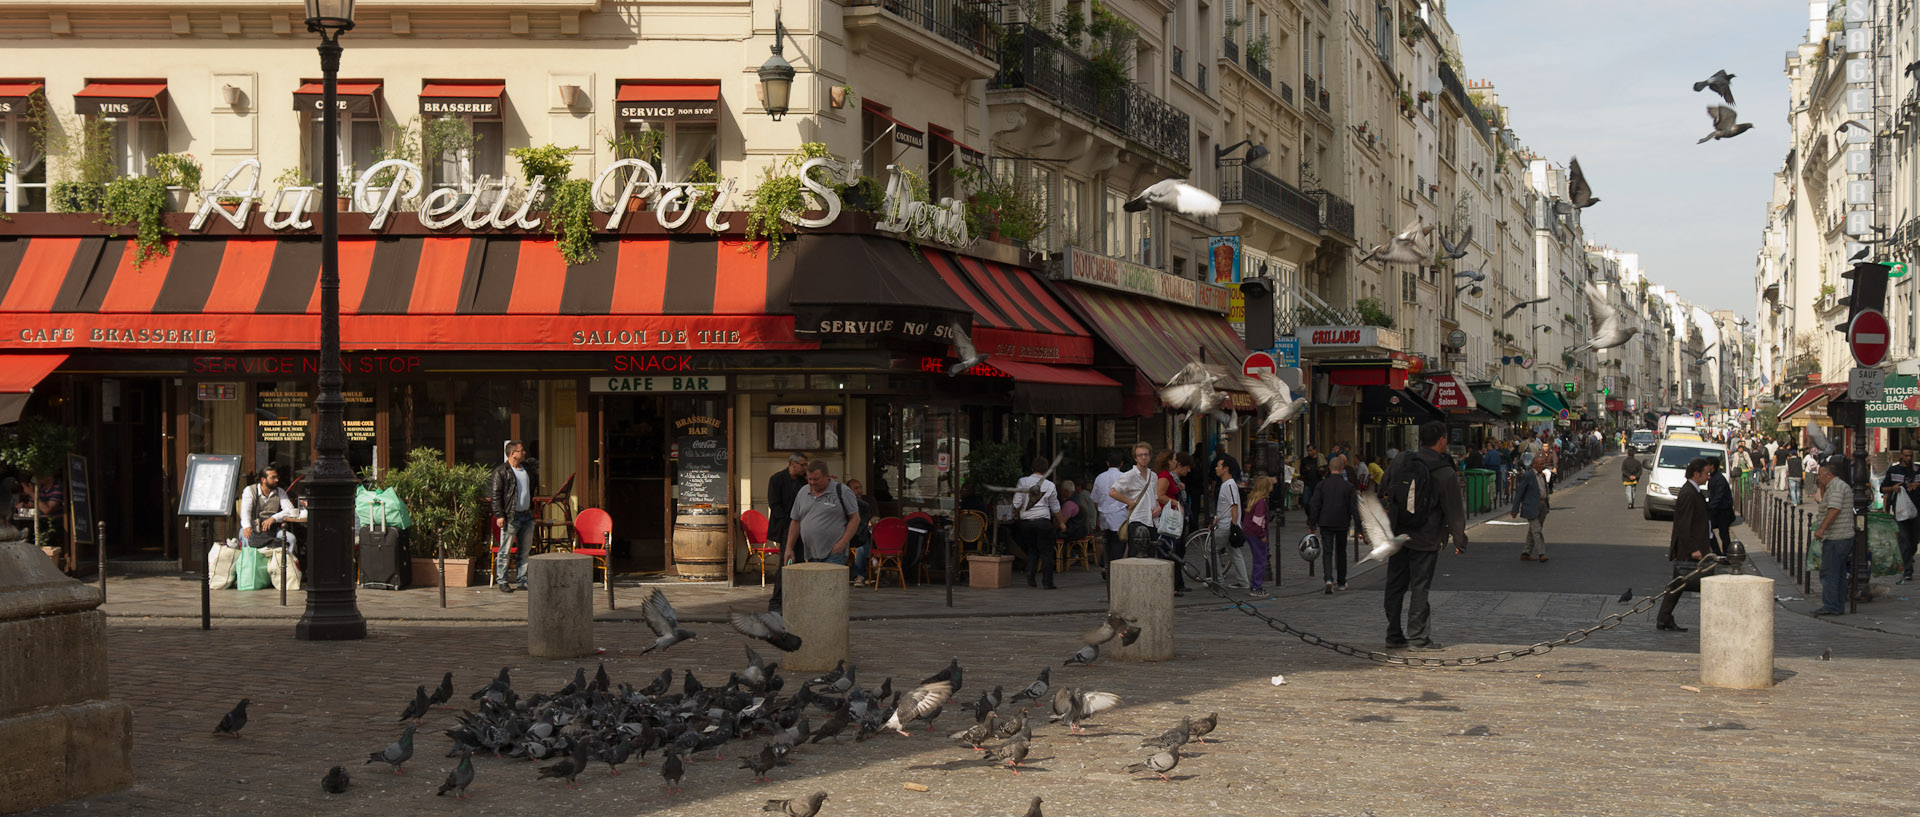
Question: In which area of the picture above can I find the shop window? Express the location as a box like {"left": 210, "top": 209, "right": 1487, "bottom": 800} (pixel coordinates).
{"left": 453, "top": 380, "right": 512, "bottom": 468}
{"left": 536, "top": 380, "right": 578, "bottom": 496}
{"left": 188, "top": 382, "right": 245, "bottom": 458}
{"left": 619, "top": 120, "right": 717, "bottom": 181}
{"left": 1102, "top": 189, "right": 1125, "bottom": 258}
{"left": 304, "top": 115, "right": 381, "bottom": 185}
{"left": 0, "top": 115, "right": 47, "bottom": 213}
{"left": 105, "top": 116, "right": 167, "bottom": 177}
{"left": 345, "top": 388, "right": 376, "bottom": 476}
{"left": 769, "top": 404, "right": 843, "bottom": 452}
{"left": 425, "top": 116, "right": 504, "bottom": 193}
{"left": 388, "top": 381, "right": 449, "bottom": 466}
{"left": 254, "top": 382, "right": 314, "bottom": 478}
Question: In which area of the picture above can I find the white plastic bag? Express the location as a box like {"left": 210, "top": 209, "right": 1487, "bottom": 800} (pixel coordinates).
{"left": 264, "top": 546, "right": 303, "bottom": 590}
{"left": 1155, "top": 503, "right": 1184, "bottom": 539}
{"left": 207, "top": 539, "right": 241, "bottom": 590}
{"left": 1897, "top": 488, "right": 1918, "bottom": 522}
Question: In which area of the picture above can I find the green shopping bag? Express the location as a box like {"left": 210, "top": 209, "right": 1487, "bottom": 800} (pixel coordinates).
{"left": 235, "top": 546, "right": 272, "bottom": 591}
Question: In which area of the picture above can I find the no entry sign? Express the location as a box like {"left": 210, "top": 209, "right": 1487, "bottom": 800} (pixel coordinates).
{"left": 1243, "top": 351, "right": 1277, "bottom": 377}
{"left": 1851, "top": 309, "right": 1890, "bottom": 367}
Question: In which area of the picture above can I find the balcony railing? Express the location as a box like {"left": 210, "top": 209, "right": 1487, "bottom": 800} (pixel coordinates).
{"left": 1223, "top": 36, "right": 1239, "bottom": 63}
{"left": 1438, "top": 62, "right": 1491, "bottom": 142}
{"left": 1172, "top": 46, "right": 1184, "bottom": 79}
{"left": 1279, "top": 80, "right": 1293, "bottom": 106}
{"left": 992, "top": 25, "right": 1192, "bottom": 167}
{"left": 1304, "top": 75, "right": 1317, "bottom": 101}
{"left": 1198, "top": 64, "right": 1208, "bottom": 93}
{"left": 1217, "top": 158, "right": 1322, "bottom": 236}
{"left": 1249, "top": 60, "right": 1272, "bottom": 88}
{"left": 848, "top": 0, "right": 1000, "bottom": 61}
{"left": 1319, "top": 88, "right": 1331, "bottom": 112}
{"left": 1313, "top": 190, "right": 1355, "bottom": 239}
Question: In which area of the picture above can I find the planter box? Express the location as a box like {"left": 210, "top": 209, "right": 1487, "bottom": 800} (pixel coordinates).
{"left": 966, "top": 554, "right": 1014, "bottom": 589}
{"left": 410, "top": 557, "right": 474, "bottom": 588}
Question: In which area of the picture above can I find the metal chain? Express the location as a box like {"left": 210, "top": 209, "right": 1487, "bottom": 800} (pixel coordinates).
{"left": 1170, "top": 548, "right": 1728, "bottom": 668}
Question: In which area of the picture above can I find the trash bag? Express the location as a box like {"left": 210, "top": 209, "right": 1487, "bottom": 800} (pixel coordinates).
{"left": 355, "top": 486, "right": 411, "bottom": 529}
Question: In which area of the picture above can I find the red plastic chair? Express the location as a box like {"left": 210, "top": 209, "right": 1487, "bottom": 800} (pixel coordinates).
{"left": 869, "top": 517, "right": 909, "bottom": 590}
{"left": 572, "top": 508, "right": 612, "bottom": 581}
{"left": 742, "top": 509, "right": 780, "bottom": 586}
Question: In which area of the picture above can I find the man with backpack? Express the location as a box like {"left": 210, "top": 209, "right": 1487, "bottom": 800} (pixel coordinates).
{"left": 1381, "top": 421, "right": 1468, "bottom": 651}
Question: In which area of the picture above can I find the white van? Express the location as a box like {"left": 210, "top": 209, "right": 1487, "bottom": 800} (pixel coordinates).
{"left": 1642, "top": 437, "right": 1727, "bottom": 519}
{"left": 1660, "top": 414, "right": 1699, "bottom": 439}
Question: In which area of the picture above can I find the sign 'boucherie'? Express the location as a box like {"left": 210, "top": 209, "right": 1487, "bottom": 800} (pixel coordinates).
{"left": 185, "top": 157, "right": 969, "bottom": 250}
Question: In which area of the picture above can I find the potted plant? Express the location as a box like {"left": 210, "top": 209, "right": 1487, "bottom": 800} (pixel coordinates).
{"left": 101, "top": 173, "right": 175, "bottom": 265}
{"left": 603, "top": 128, "right": 665, "bottom": 209}
{"left": 961, "top": 440, "right": 1023, "bottom": 588}
{"left": 1417, "top": 90, "right": 1433, "bottom": 104}
{"left": 150, "top": 153, "right": 203, "bottom": 211}
{"left": 0, "top": 417, "right": 79, "bottom": 566}
{"left": 373, "top": 447, "right": 492, "bottom": 588}
{"left": 746, "top": 142, "right": 837, "bottom": 258}
{"left": 830, "top": 84, "right": 854, "bottom": 109}
{"left": 955, "top": 165, "right": 1045, "bottom": 244}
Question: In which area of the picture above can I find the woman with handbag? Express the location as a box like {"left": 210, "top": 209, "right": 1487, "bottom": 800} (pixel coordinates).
{"left": 1154, "top": 451, "right": 1194, "bottom": 593}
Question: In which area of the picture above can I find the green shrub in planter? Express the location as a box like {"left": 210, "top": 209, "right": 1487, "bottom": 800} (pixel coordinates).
{"left": 366, "top": 448, "right": 493, "bottom": 559}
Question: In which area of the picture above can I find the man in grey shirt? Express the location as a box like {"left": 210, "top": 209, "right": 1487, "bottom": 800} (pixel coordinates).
{"left": 786, "top": 460, "right": 861, "bottom": 566}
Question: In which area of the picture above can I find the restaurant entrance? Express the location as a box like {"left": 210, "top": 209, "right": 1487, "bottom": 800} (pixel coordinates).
{"left": 596, "top": 387, "right": 732, "bottom": 578}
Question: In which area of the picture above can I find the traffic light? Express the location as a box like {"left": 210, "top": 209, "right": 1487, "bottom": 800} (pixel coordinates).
{"left": 1564, "top": 382, "right": 1575, "bottom": 393}
{"left": 1836, "top": 260, "right": 1893, "bottom": 333}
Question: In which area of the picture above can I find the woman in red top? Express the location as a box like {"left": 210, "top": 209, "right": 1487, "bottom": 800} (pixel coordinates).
{"left": 1154, "top": 451, "right": 1194, "bottom": 594}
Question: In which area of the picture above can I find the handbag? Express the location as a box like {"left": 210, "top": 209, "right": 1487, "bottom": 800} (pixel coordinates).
{"left": 1670, "top": 559, "right": 1722, "bottom": 593}
{"left": 207, "top": 539, "right": 241, "bottom": 591}
{"left": 1228, "top": 524, "right": 1246, "bottom": 548}
{"left": 234, "top": 546, "right": 272, "bottom": 592}
{"left": 1897, "top": 488, "right": 1918, "bottom": 522}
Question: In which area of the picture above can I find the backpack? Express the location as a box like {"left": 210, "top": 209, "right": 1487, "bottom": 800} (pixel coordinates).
{"left": 1384, "top": 451, "right": 1446, "bottom": 536}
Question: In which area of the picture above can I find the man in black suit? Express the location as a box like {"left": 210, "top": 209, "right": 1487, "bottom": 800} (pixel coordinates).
{"left": 1660, "top": 457, "right": 1716, "bottom": 632}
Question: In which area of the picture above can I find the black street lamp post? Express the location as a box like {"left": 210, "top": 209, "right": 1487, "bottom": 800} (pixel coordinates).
{"left": 298, "top": 0, "right": 367, "bottom": 641}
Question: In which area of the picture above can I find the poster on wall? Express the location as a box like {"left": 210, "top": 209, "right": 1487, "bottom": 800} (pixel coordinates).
{"left": 675, "top": 414, "right": 729, "bottom": 510}
{"left": 1209, "top": 236, "right": 1242, "bottom": 285}
{"left": 67, "top": 454, "right": 93, "bottom": 546}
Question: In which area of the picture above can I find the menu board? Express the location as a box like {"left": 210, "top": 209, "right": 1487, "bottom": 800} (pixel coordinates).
{"left": 66, "top": 454, "right": 93, "bottom": 545}
{"left": 257, "top": 389, "right": 311, "bottom": 442}
{"left": 177, "top": 454, "right": 242, "bottom": 517}
{"left": 674, "top": 414, "right": 728, "bottom": 509}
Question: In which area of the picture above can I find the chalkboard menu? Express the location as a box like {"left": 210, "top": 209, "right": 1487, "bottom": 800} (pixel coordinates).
{"left": 67, "top": 454, "right": 93, "bottom": 545}
{"left": 674, "top": 414, "right": 728, "bottom": 510}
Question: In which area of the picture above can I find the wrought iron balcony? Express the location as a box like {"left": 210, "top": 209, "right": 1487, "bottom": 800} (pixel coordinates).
{"left": 1313, "top": 190, "right": 1355, "bottom": 239}
{"left": 1249, "top": 60, "right": 1272, "bottom": 88}
{"left": 1172, "top": 46, "right": 1184, "bottom": 79}
{"left": 847, "top": 0, "right": 1000, "bottom": 61}
{"left": 1217, "top": 158, "right": 1321, "bottom": 236}
{"left": 1223, "top": 36, "right": 1239, "bottom": 63}
{"left": 1280, "top": 80, "right": 1293, "bottom": 106}
{"left": 1304, "top": 75, "right": 1317, "bottom": 101}
{"left": 1319, "top": 87, "right": 1330, "bottom": 112}
{"left": 992, "top": 25, "right": 1192, "bottom": 168}
{"left": 1198, "top": 64, "right": 1208, "bottom": 93}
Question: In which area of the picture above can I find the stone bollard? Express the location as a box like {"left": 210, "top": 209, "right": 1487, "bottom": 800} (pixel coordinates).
{"left": 1700, "top": 574, "right": 1774, "bottom": 689}
{"left": 781, "top": 562, "right": 849, "bottom": 673}
{"left": 1109, "top": 557, "right": 1173, "bottom": 661}
{"left": 527, "top": 553, "right": 594, "bottom": 659}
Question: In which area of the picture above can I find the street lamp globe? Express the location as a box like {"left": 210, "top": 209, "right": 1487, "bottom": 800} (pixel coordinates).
{"left": 758, "top": 11, "right": 794, "bottom": 121}
{"left": 304, "top": 0, "right": 355, "bottom": 35}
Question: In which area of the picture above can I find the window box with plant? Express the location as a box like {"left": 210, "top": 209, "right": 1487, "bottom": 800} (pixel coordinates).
{"left": 1356, "top": 297, "right": 1394, "bottom": 328}
{"left": 746, "top": 142, "right": 839, "bottom": 258}
{"left": 603, "top": 127, "right": 665, "bottom": 210}
{"left": 148, "top": 153, "right": 202, "bottom": 212}
{"left": 510, "top": 143, "right": 599, "bottom": 266}
{"left": 954, "top": 164, "right": 1044, "bottom": 244}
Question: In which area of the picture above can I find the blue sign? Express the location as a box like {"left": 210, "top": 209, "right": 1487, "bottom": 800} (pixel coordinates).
{"left": 1273, "top": 337, "right": 1300, "bottom": 368}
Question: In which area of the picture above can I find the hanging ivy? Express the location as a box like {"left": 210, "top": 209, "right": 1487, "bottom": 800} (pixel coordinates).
{"left": 746, "top": 142, "right": 837, "bottom": 258}
{"left": 101, "top": 175, "right": 174, "bottom": 266}
{"left": 545, "top": 178, "right": 598, "bottom": 265}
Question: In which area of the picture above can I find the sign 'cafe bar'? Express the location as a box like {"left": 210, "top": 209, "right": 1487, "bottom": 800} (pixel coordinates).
{"left": 0, "top": 156, "right": 1249, "bottom": 581}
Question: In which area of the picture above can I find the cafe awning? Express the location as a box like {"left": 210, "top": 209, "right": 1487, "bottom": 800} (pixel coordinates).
{"left": 420, "top": 80, "right": 504, "bottom": 117}
{"left": 73, "top": 80, "right": 167, "bottom": 117}
{"left": 1778, "top": 383, "right": 1845, "bottom": 423}
{"left": 0, "top": 79, "right": 44, "bottom": 112}
{"left": 1361, "top": 386, "right": 1443, "bottom": 427}
{"left": 782, "top": 234, "right": 972, "bottom": 345}
{"left": 1055, "top": 282, "right": 1253, "bottom": 412}
{"left": 615, "top": 81, "right": 720, "bottom": 122}
{"left": 861, "top": 101, "right": 925, "bottom": 150}
{"left": 293, "top": 80, "right": 383, "bottom": 116}
{"left": 1471, "top": 382, "right": 1524, "bottom": 418}
{"left": 986, "top": 358, "right": 1121, "bottom": 415}
{"left": 1525, "top": 392, "right": 1569, "bottom": 421}
{"left": 0, "top": 353, "right": 65, "bottom": 424}
{"left": 923, "top": 250, "right": 1093, "bottom": 366}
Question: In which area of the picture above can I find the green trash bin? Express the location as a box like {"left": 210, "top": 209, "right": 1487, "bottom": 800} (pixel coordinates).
{"left": 1463, "top": 469, "right": 1494, "bottom": 515}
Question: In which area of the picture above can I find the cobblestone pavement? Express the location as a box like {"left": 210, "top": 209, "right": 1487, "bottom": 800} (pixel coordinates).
{"left": 27, "top": 457, "right": 1920, "bottom": 817}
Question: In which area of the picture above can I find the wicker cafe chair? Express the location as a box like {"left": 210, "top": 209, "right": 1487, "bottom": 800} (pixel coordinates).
{"left": 740, "top": 509, "right": 780, "bottom": 586}
{"left": 868, "top": 517, "right": 909, "bottom": 590}
{"left": 952, "top": 510, "right": 989, "bottom": 580}
{"left": 534, "top": 472, "right": 577, "bottom": 553}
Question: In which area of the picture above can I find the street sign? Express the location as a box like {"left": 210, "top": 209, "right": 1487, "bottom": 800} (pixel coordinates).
{"left": 1242, "top": 351, "right": 1277, "bottom": 378}
{"left": 1849, "top": 309, "right": 1890, "bottom": 367}
{"left": 1850, "top": 366, "right": 1887, "bottom": 401}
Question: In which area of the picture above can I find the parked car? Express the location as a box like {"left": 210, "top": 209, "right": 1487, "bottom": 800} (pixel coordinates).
{"left": 1629, "top": 429, "right": 1657, "bottom": 455}
{"left": 1642, "top": 437, "right": 1727, "bottom": 520}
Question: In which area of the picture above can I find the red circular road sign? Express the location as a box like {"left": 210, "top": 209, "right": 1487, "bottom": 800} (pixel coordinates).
{"left": 1243, "top": 351, "right": 1277, "bottom": 377}
{"left": 1850, "top": 309, "right": 1890, "bottom": 367}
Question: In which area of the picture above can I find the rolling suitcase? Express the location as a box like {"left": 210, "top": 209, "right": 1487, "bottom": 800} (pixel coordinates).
{"left": 358, "top": 508, "right": 410, "bottom": 590}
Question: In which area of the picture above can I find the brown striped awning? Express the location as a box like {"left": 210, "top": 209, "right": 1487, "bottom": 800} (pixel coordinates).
{"left": 1056, "top": 283, "right": 1254, "bottom": 412}
{"left": 0, "top": 235, "right": 816, "bottom": 352}
{"left": 922, "top": 250, "right": 1093, "bottom": 366}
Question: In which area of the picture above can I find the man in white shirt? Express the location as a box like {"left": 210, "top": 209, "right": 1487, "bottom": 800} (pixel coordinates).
{"left": 1013, "top": 456, "right": 1064, "bottom": 590}
{"left": 1109, "top": 441, "right": 1184, "bottom": 594}
{"left": 1090, "top": 451, "right": 1126, "bottom": 579}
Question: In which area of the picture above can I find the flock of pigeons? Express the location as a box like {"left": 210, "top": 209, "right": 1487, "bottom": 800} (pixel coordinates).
{"left": 207, "top": 590, "right": 1223, "bottom": 813}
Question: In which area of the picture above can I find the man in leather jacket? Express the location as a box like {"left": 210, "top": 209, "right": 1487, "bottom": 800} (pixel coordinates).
{"left": 489, "top": 441, "right": 541, "bottom": 592}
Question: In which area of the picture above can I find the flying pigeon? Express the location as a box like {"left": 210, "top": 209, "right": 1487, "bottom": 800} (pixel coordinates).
{"left": 399, "top": 685, "right": 431, "bottom": 723}
{"left": 731, "top": 610, "right": 805, "bottom": 652}
{"left": 1358, "top": 217, "right": 1436, "bottom": 265}
{"left": 1123, "top": 179, "right": 1221, "bottom": 218}
{"left": 1566, "top": 158, "right": 1599, "bottom": 209}
{"left": 1699, "top": 105, "right": 1753, "bottom": 143}
{"left": 1063, "top": 643, "right": 1099, "bottom": 666}
{"left": 1009, "top": 668, "right": 1050, "bottom": 706}
{"left": 1354, "top": 492, "right": 1409, "bottom": 566}
{"left": 365, "top": 725, "right": 416, "bottom": 774}
{"left": 1125, "top": 748, "right": 1181, "bottom": 782}
{"left": 640, "top": 588, "right": 697, "bottom": 654}
{"left": 1454, "top": 256, "right": 1489, "bottom": 282}
{"left": 947, "top": 322, "right": 988, "bottom": 377}
{"left": 321, "top": 765, "right": 350, "bottom": 794}
{"left": 763, "top": 791, "right": 830, "bottom": 817}
{"left": 1502, "top": 296, "right": 1550, "bottom": 318}
{"left": 436, "top": 750, "right": 474, "bottom": 799}
{"left": 1239, "top": 371, "right": 1308, "bottom": 431}
{"left": 1054, "top": 689, "right": 1121, "bottom": 734}
{"left": 213, "top": 698, "right": 250, "bottom": 737}
{"left": 1567, "top": 281, "right": 1639, "bottom": 353}
{"left": 1693, "top": 70, "right": 1735, "bottom": 104}
{"left": 883, "top": 680, "right": 954, "bottom": 737}
{"left": 1438, "top": 225, "right": 1473, "bottom": 260}
{"left": 427, "top": 672, "right": 454, "bottom": 707}
{"left": 1083, "top": 612, "right": 1141, "bottom": 647}
{"left": 1158, "top": 362, "right": 1239, "bottom": 429}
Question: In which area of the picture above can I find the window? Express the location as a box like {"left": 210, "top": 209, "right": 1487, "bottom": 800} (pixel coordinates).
{"left": 1061, "top": 176, "right": 1085, "bottom": 250}
{"left": 1103, "top": 189, "right": 1125, "bottom": 258}
{"left": 304, "top": 114, "right": 381, "bottom": 185}
{"left": 619, "top": 119, "right": 716, "bottom": 182}
{"left": 105, "top": 117, "right": 166, "bottom": 177}
{"left": 861, "top": 102, "right": 922, "bottom": 179}
{"left": 0, "top": 114, "right": 46, "bottom": 212}
{"left": 424, "top": 116, "right": 504, "bottom": 193}
{"left": 769, "top": 404, "right": 843, "bottom": 452}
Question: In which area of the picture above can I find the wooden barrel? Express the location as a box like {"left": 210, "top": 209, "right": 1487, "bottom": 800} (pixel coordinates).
{"left": 672, "top": 509, "right": 730, "bottom": 581}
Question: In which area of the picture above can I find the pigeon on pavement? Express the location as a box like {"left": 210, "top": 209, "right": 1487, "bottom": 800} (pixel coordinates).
{"left": 1618, "top": 588, "right": 1633, "bottom": 603}
{"left": 427, "top": 672, "right": 454, "bottom": 707}
{"left": 740, "top": 744, "right": 779, "bottom": 783}
{"left": 1009, "top": 668, "right": 1050, "bottom": 706}
{"left": 883, "top": 680, "right": 955, "bottom": 737}
{"left": 982, "top": 736, "right": 1030, "bottom": 773}
{"left": 763, "top": 791, "right": 830, "bottom": 817}
{"left": 661, "top": 749, "right": 686, "bottom": 794}
{"left": 1020, "top": 796, "right": 1045, "bottom": 817}
{"left": 320, "top": 765, "right": 350, "bottom": 794}
{"left": 1693, "top": 69, "right": 1735, "bottom": 104}
{"left": 1055, "top": 689, "right": 1122, "bottom": 734}
{"left": 1064, "top": 644, "right": 1099, "bottom": 666}
{"left": 1699, "top": 105, "right": 1753, "bottom": 143}
{"left": 399, "top": 684, "right": 431, "bottom": 723}
{"left": 1140, "top": 716, "right": 1192, "bottom": 750}
{"left": 365, "top": 725, "right": 416, "bottom": 774}
{"left": 537, "top": 741, "right": 592, "bottom": 789}
{"left": 436, "top": 750, "right": 474, "bottom": 799}
{"left": 640, "top": 588, "right": 697, "bottom": 654}
{"left": 1123, "top": 179, "right": 1221, "bottom": 218}
{"left": 1125, "top": 748, "right": 1180, "bottom": 782}
{"left": 1189, "top": 712, "right": 1219, "bottom": 743}
{"left": 921, "top": 658, "right": 964, "bottom": 693}
{"left": 213, "top": 698, "right": 250, "bottom": 737}
{"left": 732, "top": 610, "right": 805, "bottom": 652}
